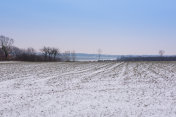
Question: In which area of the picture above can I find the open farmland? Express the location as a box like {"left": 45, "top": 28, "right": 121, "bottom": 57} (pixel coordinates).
{"left": 0, "top": 61, "right": 176, "bottom": 117}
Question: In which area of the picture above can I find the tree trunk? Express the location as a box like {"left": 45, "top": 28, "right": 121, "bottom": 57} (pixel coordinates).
{"left": 2, "top": 46, "right": 8, "bottom": 60}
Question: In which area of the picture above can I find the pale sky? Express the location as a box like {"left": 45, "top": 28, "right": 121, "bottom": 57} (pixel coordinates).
{"left": 0, "top": 0, "right": 176, "bottom": 55}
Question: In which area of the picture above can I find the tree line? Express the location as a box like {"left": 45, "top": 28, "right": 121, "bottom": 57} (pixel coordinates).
{"left": 117, "top": 56, "right": 176, "bottom": 61}
{"left": 0, "top": 35, "right": 76, "bottom": 62}
{"left": 1, "top": 35, "right": 175, "bottom": 62}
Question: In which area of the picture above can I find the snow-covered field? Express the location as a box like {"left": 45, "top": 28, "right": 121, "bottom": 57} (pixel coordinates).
{"left": 0, "top": 61, "right": 176, "bottom": 117}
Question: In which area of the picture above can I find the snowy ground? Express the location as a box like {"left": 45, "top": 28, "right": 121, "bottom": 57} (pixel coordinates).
{"left": 0, "top": 61, "right": 176, "bottom": 117}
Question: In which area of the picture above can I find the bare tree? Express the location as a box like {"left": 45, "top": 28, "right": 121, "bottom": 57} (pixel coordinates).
{"left": 27, "top": 47, "right": 36, "bottom": 55}
{"left": 0, "top": 48, "right": 5, "bottom": 60}
{"left": 51, "top": 48, "right": 59, "bottom": 61}
{"left": 11, "top": 46, "right": 23, "bottom": 58}
{"left": 47, "top": 47, "right": 53, "bottom": 60}
{"left": 40, "top": 47, "right": 49, "bottom": 61}
{"left": 0, "top": 35, "right": 14, "bottom": 60}
{"left": 159, "top": 50, "right": 165, "bottom": 56}
{"left": 98, "top": 49, "right": 102, "bottom": 61}
{"left": 41, "top": 47, "right": 61, "bottom": 61}
{"left": 71, "top": 50, "right": 76, "bottom": 62}
{"left": 63, "top": 51, "right": 71, "bottom": 62}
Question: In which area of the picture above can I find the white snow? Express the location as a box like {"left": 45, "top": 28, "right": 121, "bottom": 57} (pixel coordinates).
{"left": 0, "top": 61, "right": 176, "bottom": 117}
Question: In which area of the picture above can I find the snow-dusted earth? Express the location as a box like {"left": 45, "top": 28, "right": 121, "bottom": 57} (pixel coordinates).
{"left": 0, "top": 61, "right": 176, "bottom": 117}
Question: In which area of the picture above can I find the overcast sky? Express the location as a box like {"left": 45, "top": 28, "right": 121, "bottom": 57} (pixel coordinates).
{"left": 0, "top": 0, "right": 176, "bottom": 55}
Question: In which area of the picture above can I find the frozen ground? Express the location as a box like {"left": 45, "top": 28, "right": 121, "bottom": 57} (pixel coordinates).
{"left": 0, "top": 61, "right": 176, "bottom": 117}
